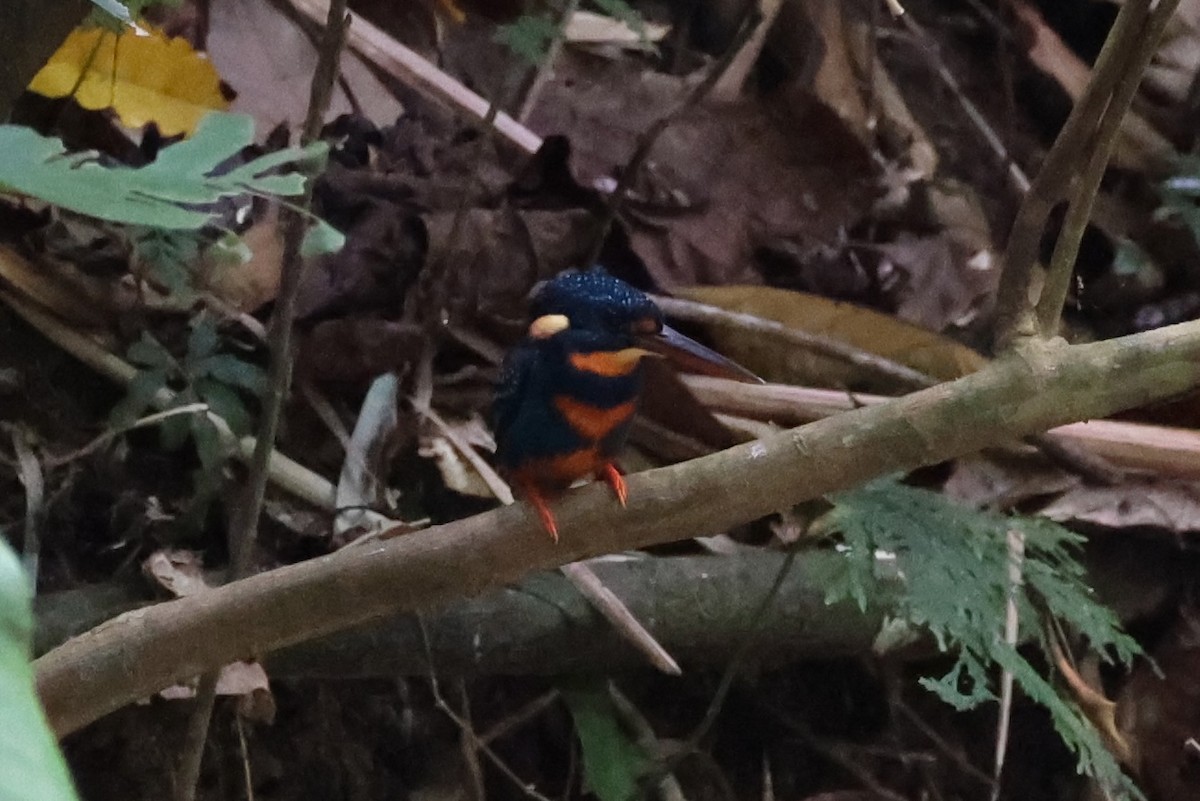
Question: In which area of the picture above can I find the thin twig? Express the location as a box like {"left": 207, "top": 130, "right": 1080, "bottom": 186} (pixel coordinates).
{"left": 456, "top": 680, "right": 487, "bottom": 801}
{"left": 894, "top": 12, "right": 1030, "bottom": 194}
{"left": 289, "top": 0, "right": 543, "bottom": 154}
{"left": 231, "top": 0, "right": 350, "bottom": 575}
{"left": 516, "top": 0, "right": 581, "bottom": 123}
{"left": 478, "top": 690, "right": 561, "bottom": 746}
{"left": 11, "top": 427, "right": 43, "bottom": 583}
{"left": 174, "top": 672, "right": 219, "bottom": 801}
{"left": 235, "top": 711, "right": 256, "bottom": 801}
{"left": 1034, "top": 0, "right": 1181, "bottom": 336}
{"left": 177, "top": 3, "right": 350, "bottom": 798}
{"left": 417, "top": 617, "right": 557, "bottom": 801}
{"left": 993, "top": 0, "right": 1159, "bottom": 348}
{"left": 653, "top": 295, "right": 935, "bottom": 391}
{"left": 990, "top": 529, "right": 1025, "bottom": 801}
{"left": 895, "top": 700, "right": 995, "bottom": 787}
{"left": 583, "top": 7, "right": 763, "bottom": 267}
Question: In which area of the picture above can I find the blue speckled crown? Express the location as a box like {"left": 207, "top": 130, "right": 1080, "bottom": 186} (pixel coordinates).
{"left": 531, "top": 268, "right": 661, "bottom": 333}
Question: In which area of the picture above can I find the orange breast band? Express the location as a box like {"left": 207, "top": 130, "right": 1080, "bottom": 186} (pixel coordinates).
{"left": 568, "top": 349, "right": 650, "bottom": 378}
{"left": 553, "top": 396, "right": 637, "bottom": 441}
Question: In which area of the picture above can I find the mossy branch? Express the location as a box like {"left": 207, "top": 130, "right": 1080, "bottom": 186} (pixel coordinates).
{"left": 36, "top": 319, "right": 1200, "bottom": 737}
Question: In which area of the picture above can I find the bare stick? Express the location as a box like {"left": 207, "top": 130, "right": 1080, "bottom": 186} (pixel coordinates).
{"left": 516, "top": 0, "right": 582, "bottom": 123}
{"left": 35, "top": 318, "right": 1200, "bottom": 736}
{"left": 583, "top": 8, "right": 762, "bottom": 267}
{"left": 173, "top": 672, "right": 219, "bottom": 801}
{"left": 177, "top": 3, "right": 350, "bottom": 798}
{"left": 993, "top": 0, "right": 1156, "bottom": 348}
{"left": 417, "top": 618, "right": 556, "bottom": 801}
{"left": 653, "top": 295, "right": 935, "bottom": 390}
{"left": 1035, "top": 0, "right": 1181, "bottom": 336}
{"left": 895, "top": 13, "right": 1030, "bottom": 194}
{"left": 289, "top": 0, "right": 542, "bottom": 154}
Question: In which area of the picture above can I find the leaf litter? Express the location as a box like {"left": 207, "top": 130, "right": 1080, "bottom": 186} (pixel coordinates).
{"left": 6, "top": 1, "right": 1200, "bottom": 800}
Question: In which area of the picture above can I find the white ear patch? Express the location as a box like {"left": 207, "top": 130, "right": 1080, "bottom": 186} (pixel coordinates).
{"left": 528, "top": 314, "right": 570, "bottom": 339}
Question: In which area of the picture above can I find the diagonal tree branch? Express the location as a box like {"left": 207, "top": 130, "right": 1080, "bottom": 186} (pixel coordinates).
{"left": 36, "top": 319, "right": 1200, "bottom": 737}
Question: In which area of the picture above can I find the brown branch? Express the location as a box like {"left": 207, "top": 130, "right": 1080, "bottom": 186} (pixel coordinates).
{"left": 1034, "top": 0, "right": 1182, "bottom": 336}
{"left": 177, "top": 4, "right": 349, "bottom": 799}
{"left": 35, "top": 319, "right": 1200, "bottom": 737}
{"left": 653, "top": 295, "right": 935, "bottom": 391}
{"left": 992, "top": 0, "right": 1159, "bottom": 349}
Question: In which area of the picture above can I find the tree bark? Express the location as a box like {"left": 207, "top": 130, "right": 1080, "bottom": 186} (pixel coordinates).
{"left": 34, "top": 323, "right": 1200, "bottom": 737}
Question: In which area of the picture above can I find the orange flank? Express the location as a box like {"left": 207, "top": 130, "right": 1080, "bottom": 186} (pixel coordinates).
{"left": 568, "top": 348, "right": 651, "bottom": 377}
{"left": 553, "top": 396, "right": 637, "bottom": 441}
{"left": 511, "top": 456, "right": 630, "bottom": 540}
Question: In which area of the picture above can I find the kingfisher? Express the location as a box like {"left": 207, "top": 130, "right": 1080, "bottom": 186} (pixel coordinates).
{"left": 493, "top": 268, "right": 759, "bottom": 541}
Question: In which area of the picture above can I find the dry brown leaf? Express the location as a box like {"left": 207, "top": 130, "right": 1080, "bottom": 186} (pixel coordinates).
{"left": 942, "top": 454, "right": 1078, "bottom": 511}
{"left": 525, "top": 52, "right": 874, "bottom": 288}
{"left": 677, "top": 284, "right": 987, "bottom": 389}
{"left": 142, "top": 548, "right": 210, "bottom": 597}
{"left": 1039, "top": 479, "right": 1200, "bottom": 533}
{"left": 877, "top": 232, "right": 996, "bottom": 332}
{"left": 564, "top": 10, "right": 670, "bottom": 46}
{"left": 1011, "top": 0, "right": 1173, "bottom": 172}
{"left": 203, "top": 210, "right": 284, "bottom": 312}
{"left": 804, "top": 0, "right": 871, "bottom": 142}
{"left": 206, "top": 0, "right": 403, "bottom": 133}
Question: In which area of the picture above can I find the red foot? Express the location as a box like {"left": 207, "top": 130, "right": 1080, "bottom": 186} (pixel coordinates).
{"left": 599, "top": 463, "right": 627, "bottom": 507}
{"left": 525, "top": 487, "right": 560, "bottom": 542}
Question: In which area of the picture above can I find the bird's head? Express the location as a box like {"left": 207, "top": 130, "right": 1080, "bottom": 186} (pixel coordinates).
{"left": 525, "top": 269, "right": 761, "bottom": 382}
{"left": 528, "top": 269, "right": 662, "bottom": 351}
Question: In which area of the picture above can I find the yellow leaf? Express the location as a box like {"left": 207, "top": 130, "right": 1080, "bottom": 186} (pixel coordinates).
{"left": 28, "top": 25, "right": 229, "bottom": 137}
{"left": 676, "top": 285, "right": 988, "bottom": 392}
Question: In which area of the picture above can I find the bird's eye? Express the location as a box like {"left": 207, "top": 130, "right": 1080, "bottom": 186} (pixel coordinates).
{"left": 632, "top": 316, "right": 661, "bottom": 335}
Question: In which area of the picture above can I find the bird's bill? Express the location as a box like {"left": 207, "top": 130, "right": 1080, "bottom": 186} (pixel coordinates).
{"left": 639, "top": 324, "right": 763, "bottom": 384}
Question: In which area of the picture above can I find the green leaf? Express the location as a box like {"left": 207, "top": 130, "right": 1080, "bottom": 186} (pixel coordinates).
{"left": 301, "top": 219, "right": 346, "bottom": 258}
{"left": 195, "top": 379, "right": 252, "bottom": 437}
{"left": 132, "top": 228, "right": 202, "bottom": 294}
{"left": 109, "top": 368, "right": 169, "bottom": 426}
{"left": 126, "top": 333, "right": 174, "bottom": 369}
{"left": 87, "top": 0, "right": 133, "bottom": 25}
{"left": 495, "top": 14, "right": 559, "bottom": 65}
{"left": 561, "top": 679, "right": 648, "bottom": 801}
{"left": 158, "top": 407, "right": 192, "bottom": 451}
{"left": 189, "top": 415, "right": 225, "bottom": 473}
{"left": 827, "top": 478, "right": 1144, "bottom": 799}
{"left": 0, "top": 539, "right": 80, "bottom": 800}
{"left": 0, "top": 113, "right": 322, "bottom": 230}
{"left": 192, "top": 355, "right": 266, "bottom": 395}
{"left": 186, "top": 319, "right": 220, "bottom": 362}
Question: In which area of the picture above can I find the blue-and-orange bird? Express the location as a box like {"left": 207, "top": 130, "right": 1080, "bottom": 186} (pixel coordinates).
{"left": 493, "top": 269, "right": 759, "bottom": 541}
